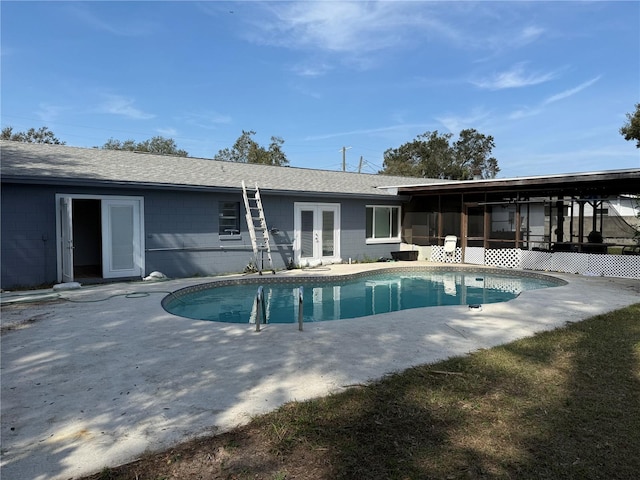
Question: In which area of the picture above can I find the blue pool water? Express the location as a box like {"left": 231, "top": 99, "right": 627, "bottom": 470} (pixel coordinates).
{"left": 163, "top": 268, "right": 564, "bottom": 324}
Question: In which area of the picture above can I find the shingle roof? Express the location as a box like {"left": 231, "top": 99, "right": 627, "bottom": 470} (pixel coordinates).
{"left": 0, "top": 140, "right": 438, "bottom": 197}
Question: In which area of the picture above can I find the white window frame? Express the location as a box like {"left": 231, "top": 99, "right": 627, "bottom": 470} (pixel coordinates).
{"left": 366, "top": 205, "right": 401, "bottom": 244}
{"left": 218, "top": 201, "right": 242, "bottom": 240}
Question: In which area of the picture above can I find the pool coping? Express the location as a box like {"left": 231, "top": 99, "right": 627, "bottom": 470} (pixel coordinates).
{"left": 162, "top": 265, "right": 568, "bottom": 320}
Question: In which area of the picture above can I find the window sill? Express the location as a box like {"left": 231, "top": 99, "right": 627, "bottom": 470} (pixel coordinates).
{"left": 219, "top": 234, "right": 242, "bottom": 241}
{"left": 366, "top": 237, "right": 401, "bottom": 245}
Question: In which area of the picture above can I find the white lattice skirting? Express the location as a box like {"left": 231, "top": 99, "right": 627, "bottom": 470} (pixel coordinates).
{"left": 430, "top": 247, "right": 639, "bottom": 279}
{"left": 430, "top": 246, "right": 462, "bottom": 263}
{"left": 464, "top": 246, "right": 485, "bottom": 265}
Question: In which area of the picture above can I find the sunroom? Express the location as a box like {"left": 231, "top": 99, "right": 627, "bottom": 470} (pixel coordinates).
{"left": 394, "top": 169, "right": 640, "bottom": 278}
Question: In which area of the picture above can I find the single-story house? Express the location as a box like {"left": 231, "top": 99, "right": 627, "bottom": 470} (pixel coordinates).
{"left": 0, "top": 140, "right": 435, "bottom": 289}
{"left": 2, "top": 140, "right": 639, "bottom": 289}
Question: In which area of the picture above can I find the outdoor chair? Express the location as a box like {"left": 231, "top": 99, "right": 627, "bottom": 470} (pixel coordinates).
{"left": 444, "top": 235, "right": 457, "bottom": 256}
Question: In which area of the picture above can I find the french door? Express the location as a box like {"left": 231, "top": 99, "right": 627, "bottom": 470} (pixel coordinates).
{"left": 57, "top": 195, "right": 144, "bottom": 282}
{"left": 294, "top": 203, "right": 341, "bottom": 266}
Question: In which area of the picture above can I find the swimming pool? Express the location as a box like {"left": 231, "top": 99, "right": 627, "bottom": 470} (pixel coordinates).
{"left": 162, "top": 267, "right": 565, "bottom": 324}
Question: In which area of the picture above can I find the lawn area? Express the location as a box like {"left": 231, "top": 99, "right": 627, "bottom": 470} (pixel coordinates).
{"left": 87, "top": 304, "right": 640, "bottom": 480}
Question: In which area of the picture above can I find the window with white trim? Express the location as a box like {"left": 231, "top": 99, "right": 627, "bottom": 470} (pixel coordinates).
{"left": 219, "top": 201, "right": 241, "bottom": 237}
{"left": 366, "top": 205, "right": 400, "bottom": 243}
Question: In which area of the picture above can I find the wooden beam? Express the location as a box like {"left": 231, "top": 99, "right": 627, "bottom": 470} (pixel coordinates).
{"left": 515, "top": 204, "right": 521, "bottom": 248}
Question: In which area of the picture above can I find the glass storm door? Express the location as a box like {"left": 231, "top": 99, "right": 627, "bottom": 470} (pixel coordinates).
{"left": 101, "top": 199, "right": 143, "bottom": 278}
{"left": 294, "top": 203, "right": 340, "bottom": 265}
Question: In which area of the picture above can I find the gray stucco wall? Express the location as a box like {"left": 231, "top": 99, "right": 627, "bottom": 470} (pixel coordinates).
{"left": 1, "top": 184, "right": 58, "bottom": 288}
{"left": 1, "top": 183, "right": 403, "bottom": 289}
{"left": 143, "top": 189, "right": 289, "bottom": 276}
{"left": 337, "top": 197, "right": 403, "bottom": 262}
{"left": 142, "top": 192, "right": 404, "bottom": 275}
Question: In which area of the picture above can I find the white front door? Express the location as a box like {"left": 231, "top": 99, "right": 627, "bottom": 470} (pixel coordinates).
{"left": 294, "top": 203, "right": 340, "bottom": 266}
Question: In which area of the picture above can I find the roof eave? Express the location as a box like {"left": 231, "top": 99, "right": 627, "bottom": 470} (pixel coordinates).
{"left": 396, "top": 170, "right": 640, "bottom": 195}
{"left": 1, "top": 175, "right": 408, "bottom": 200}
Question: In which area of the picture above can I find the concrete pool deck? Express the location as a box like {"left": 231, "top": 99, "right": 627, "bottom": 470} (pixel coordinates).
{"left": 1, "top": 262, "right": 639, "bottom": 480}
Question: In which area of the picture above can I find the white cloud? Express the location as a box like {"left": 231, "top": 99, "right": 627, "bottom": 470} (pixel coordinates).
{"left": 507, "top": 76, "right": 603, "bottom": 120}
{"left": 99, "top": 95, "right": 155, "bottom": 120}
{"left": 473, "top": 63, "right": 558, "bottom": 90}
{"left": 542, "top": 75, "right": 602, "bottom": 105}
{"left": 304, "top": 123, "right": 433, "bottom": 142}
{"left": 472, "top": 22, "right": 547, "bottom": 63}
{"left": 235, "top": 1, "right": 551, "bottom": 76}
{"left": 515, "top": 25, "right": 545, "bottom": 47}
{"left": 249, "top": 2, "right": 458, "bottom": 54}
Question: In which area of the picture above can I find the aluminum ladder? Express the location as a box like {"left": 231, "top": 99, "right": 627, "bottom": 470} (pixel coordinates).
{"left": 241, "top": 181, "right": 275, "bottom": 274}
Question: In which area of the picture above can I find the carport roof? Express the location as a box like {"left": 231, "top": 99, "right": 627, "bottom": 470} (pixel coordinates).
{"left": 0, "top": 140, "right": 437, "bottom": 198}
{"left": 386, "top": 169, "right": 640, "bottom": 198}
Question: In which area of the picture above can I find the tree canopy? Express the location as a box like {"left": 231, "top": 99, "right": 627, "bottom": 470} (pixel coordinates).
{"left": 101, "top": 136, "right": 188, "bottom": 156}
{"left": 620, "top": 103, "right": 640, "bottom": 148}
{"left": 214, "top": 130, "right": 289, "bottom": 166}
{"left": 380, "top": 129, "right": 499, "bottom": 180}
{"left": 1, "top": 126, "right": 65, "bottom": 144}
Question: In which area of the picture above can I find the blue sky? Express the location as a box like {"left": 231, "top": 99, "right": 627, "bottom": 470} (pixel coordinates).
{"left": 2, "top": 1, "right": 639, "bottom": 178}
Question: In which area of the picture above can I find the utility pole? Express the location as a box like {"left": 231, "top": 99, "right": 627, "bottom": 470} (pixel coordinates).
{"left": 340, "top": 146, "right": 352, "bottom": 171}
{"left": 358, "top": 155, "right": 363, "bottom": 173}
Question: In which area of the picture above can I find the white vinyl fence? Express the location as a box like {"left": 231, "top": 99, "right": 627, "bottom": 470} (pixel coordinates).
{"left": 430, "top": 246, "right": 640, "bottom": 279}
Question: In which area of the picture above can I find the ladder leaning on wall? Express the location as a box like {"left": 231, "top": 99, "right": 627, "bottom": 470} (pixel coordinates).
{"left": 241, "top": 181, "right": 275, "bottom": 274}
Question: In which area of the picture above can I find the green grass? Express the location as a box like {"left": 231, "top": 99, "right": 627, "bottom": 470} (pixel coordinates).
{"left": 86, "top": 304, "right": 640, "bottom": 480}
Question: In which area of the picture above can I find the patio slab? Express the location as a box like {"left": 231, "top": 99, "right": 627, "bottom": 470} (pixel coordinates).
{"left": 1, "top": 262, "right": 638, "bottom": 480}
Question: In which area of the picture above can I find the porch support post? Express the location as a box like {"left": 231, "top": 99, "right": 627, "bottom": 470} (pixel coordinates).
{"left": 569, "top": 199, "right": 574, "bottom": 242}
{"left": 460, "top": 193, "right": 466, "bottom": 249}
{"left": 547, "top": 201, "right": 553, "bottom": 249}
{"left": 526, "top": 203, "right": 531, "bottom": 249}
{"left": 578, "top": 201, "right": 585, "bottom": 242}
{"left": 437, "top": 195, "right": 442, "bottom": 241}
{"left": 515, "top": 203, "right": 521, "bottom": 249}
{"left": 555, "top": 197, "right": 564, "bottom": 243}
{"left": 483, "top": 201, "right": 490, "bottom": 249}
{"left": 598, "top": 201, "right": 604, "bottom": 233}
